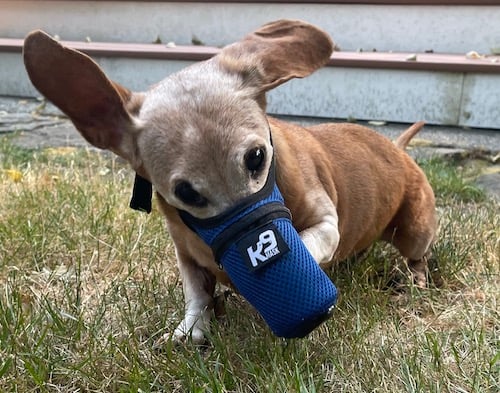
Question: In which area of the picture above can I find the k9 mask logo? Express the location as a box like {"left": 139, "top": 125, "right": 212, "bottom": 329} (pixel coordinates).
{"left": 237, "top": 223, "right": 290, "bottom": 272}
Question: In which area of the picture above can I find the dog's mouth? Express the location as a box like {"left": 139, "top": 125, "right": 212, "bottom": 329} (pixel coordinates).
{"left": 179, "top": 152, "right": 276, "bottom": 226}
{"left": 177, "top": 154, "right": 291, "bottom": 264}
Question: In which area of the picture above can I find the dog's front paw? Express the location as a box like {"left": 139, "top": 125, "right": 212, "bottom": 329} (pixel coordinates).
{"left": 155, "top": 311, "right": 211, "bottom": 348}
{"left": 173, "top": 316, "right": 208, "bottom": 344}
{"left": 298, "top": 213, "right": 340, "bottom": 266}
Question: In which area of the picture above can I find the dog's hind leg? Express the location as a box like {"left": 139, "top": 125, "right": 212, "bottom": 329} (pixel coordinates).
{"left": 382, "top": 178, "right": 437, "bottom": 287}
{"left": 384, "top": 223, "right": 436, "bottom": 288}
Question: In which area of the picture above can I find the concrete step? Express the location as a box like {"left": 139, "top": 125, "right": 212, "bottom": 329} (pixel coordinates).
{"left": 1, "top": 1, "right": 499, "bottom": 129}
{"left": 2, "top": 36, "right": 499, "bottom": 129}
{"left": 3, "top": 37, "right": 499, "bottom": 72}
{"left": 2, "top": 1, "right": 499, "bottom": 54}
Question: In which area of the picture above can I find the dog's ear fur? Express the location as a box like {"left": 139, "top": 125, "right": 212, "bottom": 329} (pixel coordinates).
{"left": 218, "top": 19, "right": 333, "bottom": 93}
{"left": 23, "top": 30, "right": 143, "bottom": 165}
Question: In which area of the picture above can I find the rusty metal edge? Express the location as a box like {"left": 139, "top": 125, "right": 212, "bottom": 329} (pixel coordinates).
{"left": 2, "top": 38, "right": 499, "bottom": 73}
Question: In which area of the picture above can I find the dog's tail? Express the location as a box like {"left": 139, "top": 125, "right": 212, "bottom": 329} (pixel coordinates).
{"left": 394, "top": 121, "right": 425, "bottom": 150}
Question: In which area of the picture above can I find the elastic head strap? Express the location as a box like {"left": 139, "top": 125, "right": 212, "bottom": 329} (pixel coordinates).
{"left": 129, "top": 173, "right": 153, "bottom": 213}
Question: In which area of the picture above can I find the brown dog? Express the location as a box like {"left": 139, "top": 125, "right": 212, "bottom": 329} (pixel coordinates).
{"left": 23, "top": 20, "right": 436, "bottom": 343}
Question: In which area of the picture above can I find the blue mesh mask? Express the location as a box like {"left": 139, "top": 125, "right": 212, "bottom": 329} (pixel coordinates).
{"left": 130, "top": 136, "right": 338, "bottom": 338}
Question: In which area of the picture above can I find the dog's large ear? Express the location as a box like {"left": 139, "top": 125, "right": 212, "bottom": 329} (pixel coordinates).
{"left": 218, "top": 19, "right": 333, "bottom": 93}
{"left": 23, "top": 30, "right": 143, "bottom": 165}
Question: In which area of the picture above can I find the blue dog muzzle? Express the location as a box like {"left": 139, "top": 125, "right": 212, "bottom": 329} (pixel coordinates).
{"left": 177, "top": 158, "right": 338, "bottom": 338}
{"left": 129, "top": 143, "right": 338, "bottom": 338}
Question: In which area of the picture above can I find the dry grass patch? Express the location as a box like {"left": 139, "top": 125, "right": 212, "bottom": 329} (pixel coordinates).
{"left": 0, "top": 140, "right": 498, "bottom": 392}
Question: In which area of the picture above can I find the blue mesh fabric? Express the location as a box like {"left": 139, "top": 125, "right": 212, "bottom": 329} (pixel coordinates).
{"left": 221, "top": 217, "right": 337, "bottom": 337}
{"left": 196, "top": 184, "right": 285, "bottom": 245}
{"left": 190, "top": 184, "right": 337, "bottom": 338}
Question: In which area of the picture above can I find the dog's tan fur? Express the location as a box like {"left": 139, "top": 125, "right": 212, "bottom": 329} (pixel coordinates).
{"left": 24, "top": 20, "right": 436, "bottom": 343}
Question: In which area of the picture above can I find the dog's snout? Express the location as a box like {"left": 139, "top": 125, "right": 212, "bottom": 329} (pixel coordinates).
{"left": 174, "top": 181, "right": 208, "bottom": 208}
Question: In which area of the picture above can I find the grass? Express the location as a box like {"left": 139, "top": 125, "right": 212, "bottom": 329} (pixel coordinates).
{"left": 0, "top": 137, "right": 498, "bottom": 392}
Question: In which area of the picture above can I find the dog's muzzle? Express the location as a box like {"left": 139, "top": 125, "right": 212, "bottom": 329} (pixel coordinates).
{"left": 177, "top": 160, "right": 338, "bottom": 338}
{"left": 129, "top": 144, "right": 338, "bottom": 338}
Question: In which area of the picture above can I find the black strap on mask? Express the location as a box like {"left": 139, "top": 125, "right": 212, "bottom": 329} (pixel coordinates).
{"left": 129, "top": 173, "right": 153, "bottom": 214}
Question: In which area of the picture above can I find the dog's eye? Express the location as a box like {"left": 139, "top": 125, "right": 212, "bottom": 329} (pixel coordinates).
{"left": 245, "top": 147, "right": 265, "bottom": 174}
{"left": 175, "top": 182, "right": 208, "bottom": 207}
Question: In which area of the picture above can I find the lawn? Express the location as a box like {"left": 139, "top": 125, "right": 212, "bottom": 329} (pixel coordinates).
{"left": 0, "top": 137, "right": 498, "bottom": 392}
